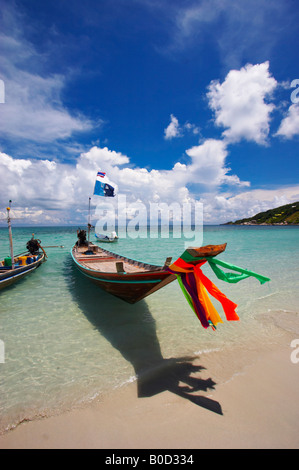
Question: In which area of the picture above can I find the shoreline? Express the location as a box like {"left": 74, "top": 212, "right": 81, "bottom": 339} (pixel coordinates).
{"left": 1, "top": 315, "right": 299, "bottom": 449}
{"left": 222, "top": 223, "right": 299, "bottom": 226}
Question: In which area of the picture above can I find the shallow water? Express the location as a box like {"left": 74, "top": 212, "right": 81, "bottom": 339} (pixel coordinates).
{"left": 0, "top": 225, "right": 298, "bottom": 432}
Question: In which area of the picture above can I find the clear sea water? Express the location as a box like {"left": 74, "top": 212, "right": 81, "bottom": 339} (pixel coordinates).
{"left": 0, "top": 224, "right": 298, "bottom": 432}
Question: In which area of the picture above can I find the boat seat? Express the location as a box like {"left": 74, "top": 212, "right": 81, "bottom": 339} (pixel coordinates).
{"left": 116, "top": 261, "right": 125, "bottom": 273}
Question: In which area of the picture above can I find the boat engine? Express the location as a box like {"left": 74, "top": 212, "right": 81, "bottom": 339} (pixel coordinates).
{"left": 76, "top": 229, "right": 88, "bottom": 246}
{"left": 26, "top": 238, "right": 40, "bottom": 255}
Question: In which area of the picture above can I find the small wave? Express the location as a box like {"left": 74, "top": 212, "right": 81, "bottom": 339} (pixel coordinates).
{"left": 113, "top": 375, "right": 137, "bottom": 390}
{"left": 1, "top": 411, "right": 50, "bottom": 435}
{"left": 256, "top": 292, "right": 279, "bottom": 301}
{"left": 194, "top": 348, "right": 221, "bottom": 356}
{"left": 267, "top": 308, "right": 298, "bottom": 314}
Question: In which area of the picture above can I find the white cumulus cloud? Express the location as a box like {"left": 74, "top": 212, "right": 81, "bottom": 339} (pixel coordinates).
{"left": 207, "top": 62, "right": 277, "bottom": 145}
{"left": 0, "top": 8, "right": 94, "bottom": 146}
{"left": 164, "top": 114, "right": 181, "bottom": 139}
{"left": 1, "top": 143, "right": 298, "bottom": 226}
{"left": 0, "top": 136, "right": 251, "bottom": 225}
{"left": 203, "top": 186, "right": 299, "bottom": 224}
{"left": 164, "top": 114, "right": 200, "bottom": 140}
{"left": 185, "top": 139, "right": 249, "bottom": 187}
{"left": 275, "top": 104, "right": 299, "bottom": 139}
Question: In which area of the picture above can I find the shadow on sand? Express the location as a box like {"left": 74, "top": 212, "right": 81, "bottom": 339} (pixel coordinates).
{"left": 66, "top": 257, "right": 222, "bottom": 415}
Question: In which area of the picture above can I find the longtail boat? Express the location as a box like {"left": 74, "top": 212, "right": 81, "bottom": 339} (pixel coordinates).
{"left": 71, "top": 227, "right": 271, "bottom": 330}
{"left": 0, "top": 204, "right": 46, "bottom": 291}
{"left": 0, "top": 249, "right": 46, "bottom": 291}
{"left": 71, "top": 228, "right": 226, "bottom": 304}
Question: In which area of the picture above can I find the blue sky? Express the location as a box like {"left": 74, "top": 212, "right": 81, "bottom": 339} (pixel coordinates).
{"left": 0, "top": 0, "right": 299, "bottom": 225}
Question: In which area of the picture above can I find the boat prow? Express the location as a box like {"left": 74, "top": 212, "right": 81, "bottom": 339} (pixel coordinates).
{"left": 185, "top": 243, "right": 227, "bottom": 259}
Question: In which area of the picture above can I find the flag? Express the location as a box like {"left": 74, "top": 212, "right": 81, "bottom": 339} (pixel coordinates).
{"left": 93, "top": 171, "right": 115, "bottom": 197}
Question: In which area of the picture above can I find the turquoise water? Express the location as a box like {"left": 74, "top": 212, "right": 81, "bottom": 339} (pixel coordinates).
{"left": 0, "top": 225, "right": 298, "bottom": 432}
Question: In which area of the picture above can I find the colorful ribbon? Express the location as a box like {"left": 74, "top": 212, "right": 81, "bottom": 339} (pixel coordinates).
{"left": 168, "top": 250, "right": 270, "bottom": 330}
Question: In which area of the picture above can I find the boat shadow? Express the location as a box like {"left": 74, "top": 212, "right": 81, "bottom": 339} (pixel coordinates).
{"left": 65, "top": 258, "right": 222, "bottom": 415}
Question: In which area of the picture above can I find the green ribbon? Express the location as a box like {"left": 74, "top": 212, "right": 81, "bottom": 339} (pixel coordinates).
{"left": 176, "top": 275, "right": 196, "bottom": 314}
{"left": 179, "top": 249, "right": 270, "bottom": 285}
{"left": 207, "top": 258, "right": 270, "bottom": 284}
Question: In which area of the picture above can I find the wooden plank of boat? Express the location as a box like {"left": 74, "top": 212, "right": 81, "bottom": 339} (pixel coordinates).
{"left": 71, "top": 241, "right": 227, "bottom": 304}
{"left": 0, "top": 252, "right": 45, "bottom": 290}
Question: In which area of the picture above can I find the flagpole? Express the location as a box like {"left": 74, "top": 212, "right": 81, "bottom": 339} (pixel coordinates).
{"left": 7, "top": 201, "right": 14, "bottom": 269}
{"left": 87, "top": 197, "right": 91, "bottom": 249}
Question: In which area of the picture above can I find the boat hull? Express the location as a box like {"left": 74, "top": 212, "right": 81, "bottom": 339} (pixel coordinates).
{"left": 71, "top": 244, "right": 175, "bottom": 303}
{"left": 0, "top": 254, "right": 45, "bottom": 290}
{"left": 75, "top": 263, "right": 175, "bottom": 303}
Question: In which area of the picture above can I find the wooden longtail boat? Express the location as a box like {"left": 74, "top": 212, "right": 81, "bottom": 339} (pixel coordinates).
{"left": 0, "top": 205, "right": 46, "bottom": 291}
{"left": 71, "top": 233, "right": 227, "bottom": 304}
{"left": 0, "top": 251, "right": 46, "bottom": 290}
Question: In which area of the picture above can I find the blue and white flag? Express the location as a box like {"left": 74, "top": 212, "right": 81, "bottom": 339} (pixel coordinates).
{"left": 93, "top": 171, "right": 115, "bottom": 197}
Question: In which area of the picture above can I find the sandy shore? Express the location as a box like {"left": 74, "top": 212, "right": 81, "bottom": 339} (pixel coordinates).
{"left": 1, "top": 317, "right": 299, "bottom": 449}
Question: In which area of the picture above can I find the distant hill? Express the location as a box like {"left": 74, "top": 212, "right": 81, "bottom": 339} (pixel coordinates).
{"left": 225, "top": 201, "right": 299, "bottom": 225}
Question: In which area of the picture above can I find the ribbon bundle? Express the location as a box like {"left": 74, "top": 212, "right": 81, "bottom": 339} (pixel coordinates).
{"left": 167, "top": 250, "right": 270, "bottom": 330}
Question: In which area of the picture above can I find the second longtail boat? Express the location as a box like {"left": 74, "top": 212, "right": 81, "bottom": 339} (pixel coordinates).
{"left": 0, "top": 204, "right": 47, "bottom": 290}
